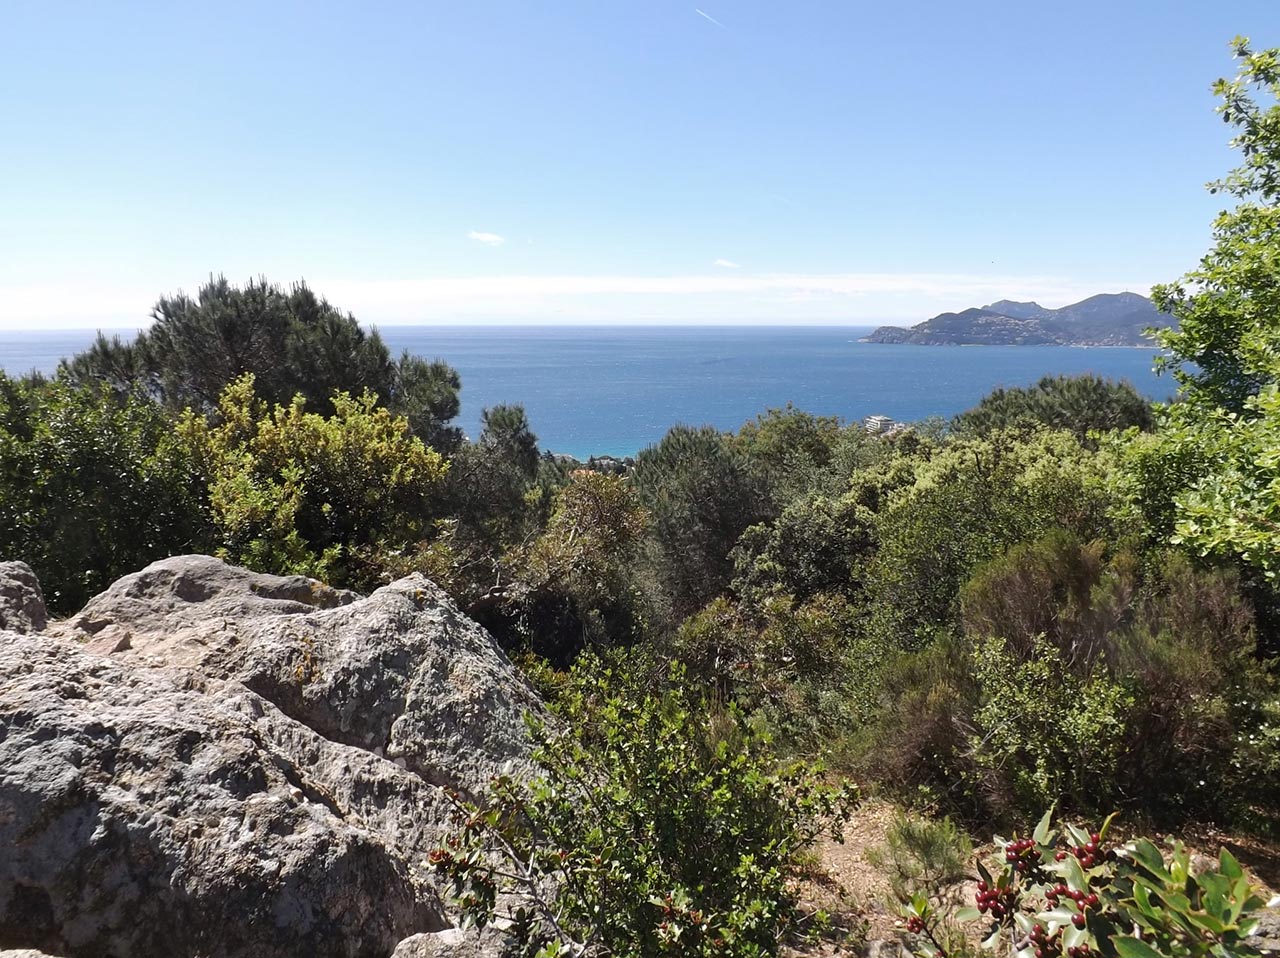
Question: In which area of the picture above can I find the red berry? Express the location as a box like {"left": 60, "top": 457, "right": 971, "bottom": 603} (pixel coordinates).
{"left": 1072, "top": 914, "right": 1086, "bottom": 928}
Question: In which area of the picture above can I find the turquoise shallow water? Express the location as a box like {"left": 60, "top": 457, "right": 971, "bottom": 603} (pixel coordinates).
{"left": 0, "top": 325, "right": 1171, "bottom": 459}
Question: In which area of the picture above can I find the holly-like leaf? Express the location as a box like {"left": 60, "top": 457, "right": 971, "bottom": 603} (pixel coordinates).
{"left": 1111, "top": 936, "right": 1165, "bottom": 958}
{"left": 1033, "top": 806, "right": 1056, "bottom": 846}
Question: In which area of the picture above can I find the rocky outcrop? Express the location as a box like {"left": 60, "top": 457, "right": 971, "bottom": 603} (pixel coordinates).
{"left": 49, "top": 555, "right": 543, "bottom": 798}
{"left": 0, "top": 635, "right": 445, "bottom": 957}
{"left": 391, "top": 929, "right": 512, "bottom": 957}
{"left": 0, "top": 562, "right": 46, "bottom": 634}
{"left": 1252, "top": 906, "right": 1280, "bottom": 954}
{"left": 1, "top": 556, "right": 545, "bottom": 958}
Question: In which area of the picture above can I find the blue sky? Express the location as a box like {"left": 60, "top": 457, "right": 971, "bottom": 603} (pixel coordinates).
{"left": 1, "top": 0, "right": 1276, "bottom": 328}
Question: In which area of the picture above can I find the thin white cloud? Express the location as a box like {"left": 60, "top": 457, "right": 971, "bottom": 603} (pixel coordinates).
{"left": 695, "top": 8, "right": 725, "bottom": 27}
{"left": 713, "top": 258, "right": 742, "bottom": 269}
{"left": 315, "top": 272, "right": 1155, "bottom": 324}
{"left": 467, "top": 230, "right": 506, "bottom": 247}
{"left": 0, "top": 272, "right": 1158, "bottom": 329}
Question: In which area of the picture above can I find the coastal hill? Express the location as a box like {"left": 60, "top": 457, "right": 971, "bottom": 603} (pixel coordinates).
{"left": 863, "top": 291, "right": 1171, "bottom": 346}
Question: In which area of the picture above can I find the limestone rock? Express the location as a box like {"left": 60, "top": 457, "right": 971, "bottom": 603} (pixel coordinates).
{"left": 49, "top": 554, "right": 357, "bottom": 653}
{"left": 3, "top": 555, "right": 550, "bottom": 957}
{"left": 51, "top": 556, "right": 544, "bottom": 798}
{"left": 1251, "top": 905, "right": 1280, "bottom": 954}
{"left": 0, "top": 633, "right": 450, "bottom": 958}
{"left": 0, "top": 562, "right": 47, "bottom": 634}
{"left": 391, "top": 928, "right": 511, "bottom": 957}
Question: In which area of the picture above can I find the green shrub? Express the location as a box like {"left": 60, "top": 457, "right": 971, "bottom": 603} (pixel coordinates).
{"left": 900, "top": 809, "right": 1269, "bottom": 958}
{"left": 855, "top": 636, "right": 980, "bottom": 816}
{"left": 501, "top": 470, "right": 651, "bottom": 662}
{"left": 867, "top": 812, "right": 973, "bottom": 906}
{"left": 0, "top": 375, "right": 207, "bottom": 611}
{"left": 430, "top": 663, "right": 859, "bottom": 957}
{"left": 960, "top": 535, "right": 1273, "bottom": 823}
{"left": 176, "top": 373, "right": 448, "bottom": 588}
{"left": 732, "top": 405, "right": 844, "bottom": 505}
{"left": 968, "top": 635, "right": 1134, "bottom": 816}
{"left": 866, "top": 429, "right": 1120, "bottom": 649}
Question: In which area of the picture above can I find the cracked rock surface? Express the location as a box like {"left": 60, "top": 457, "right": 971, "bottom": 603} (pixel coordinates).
{"left": 2, "top": 556, "right": 544, "bottom": 958}
{"left": 0, "top": 561, "right": 46, "bottom": 634}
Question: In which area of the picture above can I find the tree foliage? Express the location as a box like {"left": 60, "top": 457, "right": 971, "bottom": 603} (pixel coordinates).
{"left": 633, "top": 425, "right": 773, "bottom": 622}
{"left": 1153, "top": 39, "right": 1280, "bottom": 413}
{"left": 61, "top": 275, "right": 463, "bottom": 449}
{"left": 0, "top": 375, "right": 207, "bottom": 612}
{"left": 953, "top": 374, "right": 1155, "bottom": 440}
{"left": 176, "top": 373, "right": 448, "bottom": 587}
{"left": 1118, "top": 40, "right": 1280, "bottom": 590}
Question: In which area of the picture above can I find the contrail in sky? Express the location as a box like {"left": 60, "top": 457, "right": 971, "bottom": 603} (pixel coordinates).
{"left": 695, "top": 8, "right": 725, "bottom": 27}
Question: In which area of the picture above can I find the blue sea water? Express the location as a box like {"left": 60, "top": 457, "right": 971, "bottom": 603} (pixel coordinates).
{"left": 0, "top": 326, "right": 1172, "bottom": 459}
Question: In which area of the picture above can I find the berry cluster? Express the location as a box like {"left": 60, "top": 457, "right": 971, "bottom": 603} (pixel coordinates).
{"left": 1004, "top": 836, "right": 1045, "bottom": 878}
{"left": 1045, "top": 883, "right": 1099, "bottom": 913}
{"left": 974, "top": 880, "right": 1017, "bottom": 920}
{"left": 1028, "top": 920, "right": 1059, "bottom": 958}
{"left": 1053, "top": 832, "right": 1108, "bottom": 868}
{"left": 905, "top": 916, "right": 926, "bottom": 934}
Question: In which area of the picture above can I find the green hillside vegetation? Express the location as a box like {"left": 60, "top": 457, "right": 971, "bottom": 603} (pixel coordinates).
{"left": 3, "top": 38, "right": 1280, "bottom": 958}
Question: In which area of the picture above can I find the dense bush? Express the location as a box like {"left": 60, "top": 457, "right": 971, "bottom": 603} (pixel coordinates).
{"left": 861, "top": 531, "right": 1276, "bottom": 825}
{"left": 502, "top": 470, "right": 651, "bottom": 662}
{"left": 175, "top": 373, "right": 448, "bottom": 589}
{"left": 431, "top": 663, "right": 859, "bottom": 957}
{"left": 865, "top": 429, "right": 1120, "bottom": 649}
{"left": 669, "top": 592, "right": 869, "bottom": 751}
{"left": 0, "top": 374, "right": 207, "bottom": 611}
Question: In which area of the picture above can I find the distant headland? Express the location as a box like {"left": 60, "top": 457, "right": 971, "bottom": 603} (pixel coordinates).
{"left": 862, "top": 291, "right": 1172, "bottom": 347}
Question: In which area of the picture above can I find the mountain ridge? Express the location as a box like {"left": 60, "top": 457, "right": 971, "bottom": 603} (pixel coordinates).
{"left": 863, "top": 291, "right": 1171, "bottom": 346}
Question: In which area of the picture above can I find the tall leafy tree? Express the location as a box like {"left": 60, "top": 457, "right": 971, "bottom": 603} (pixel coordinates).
{"left": 953, "top": 374, "right": 1155, "bottom": 440}
{"left": 633, "top": 425, "right": 773, "bottom": 622}
{"left": 1131, "top": 40, "right": 1280, "bottom": 590}
{"left": 1153, "top": 39, "right": 1280, "bottom": 413}
{"left": 61, "top": 276, "right": 463, "bottom": 450}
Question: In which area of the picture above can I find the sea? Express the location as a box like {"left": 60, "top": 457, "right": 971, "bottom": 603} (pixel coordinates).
{"left": 0, "top": 326, "right": 1172, "bottom": 460}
